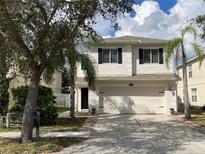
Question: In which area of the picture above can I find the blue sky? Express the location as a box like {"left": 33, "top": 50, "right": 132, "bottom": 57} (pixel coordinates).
{"left": 136, "top": 0, "right": 177, "bottom": 13}
{"left": 93, "top": 0, "right": 205, "bottom": 60}
{"left": 94, "top": 0, "right": 205, "bottom": 40}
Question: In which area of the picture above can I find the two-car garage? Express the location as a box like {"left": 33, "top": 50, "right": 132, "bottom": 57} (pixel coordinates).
{"left": 77, "top": 75, "right": 177, "bottom": 115}
{"left": 100, "top": 87, "right": 165, "bottom": 114}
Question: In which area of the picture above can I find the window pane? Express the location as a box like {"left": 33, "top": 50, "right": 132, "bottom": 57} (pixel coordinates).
{"left": 191, "top": 88, "right": 197, "bottom": 102}
{"left": 111, "top": 49, "right": 118, "bottom": 63}
{"left": 192, "top": 96, "right": 195, "bottom": 102}
{"left": 144, "top": 49, "right": 150, "bottom": 63}
{"left": 103, "top": 49, "right": 109, "bottom": 63}
{"left": 152, "top": 49, "right": 159, "bottom": 63}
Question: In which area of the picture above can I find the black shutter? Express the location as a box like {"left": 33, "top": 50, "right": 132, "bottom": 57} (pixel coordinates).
{"left": 118, "top": 48, "right": 122, "bottom": 64}
{"left": 139, "top": 48, "right": 144, "bottom": 64}
{"left": 98, "top": 48, "right": 103, "bottom": 64}
{"left": 159, "top": 48, "right": 163, "bottom": 64}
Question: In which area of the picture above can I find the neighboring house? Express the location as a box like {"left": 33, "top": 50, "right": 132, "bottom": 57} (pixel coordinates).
{"left": 9, "top": 71, "right": 62, "bottom": 94}
{"left": 177, "top": 56, "right": 205, "bottom": 107}
{"left": 75, "top": 36, "right": 178, "bottom": 115}
{"left": 9, "top": 71, "right": 65, "bottom": 107}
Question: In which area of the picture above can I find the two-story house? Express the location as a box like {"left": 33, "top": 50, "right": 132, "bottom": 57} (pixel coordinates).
{"left": 177, "top": 56, "right": 205, "bottom": 107}
{"left": 75, "top": 36, "right": 177, "bottom": 115}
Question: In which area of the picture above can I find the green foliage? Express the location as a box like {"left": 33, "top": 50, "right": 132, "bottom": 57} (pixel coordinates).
{"left": 178, "top": 103, "right": 204, "bottom": 115}
{"left": 79, "top": 54, "right": 96, "bottom": 88}
{"left": 61, "top": 68, "right": 71, "bottom": 94}
{"left": 165, "top": 37, "right": 183, "bottom": 67}
{"left": 10, "top": 85, "right": 58, "bottom": 125}
{"left": 0, "top": 137, "right": 85, "bottom": 154}
{"left": 195, "top": 14, "right": 205, "bottom": 40}
{"left": 180, "top": 25, "right": 197, "bottom": 39}
{"left": 0, "top": 32, "right": 15, "bottom": 116}
{"left": 165, "top": 25, "right": 204, "bottom": 68}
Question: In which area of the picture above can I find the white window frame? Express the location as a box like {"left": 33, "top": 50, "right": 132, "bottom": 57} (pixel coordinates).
{"left": 143, "top": 49, "right": 159, "bottom": 64}
{"left": 102, "top": 48, "right": 118, "bottom": 64}
{"left": 191, "top": 88, "right": 197, "bottom": 102}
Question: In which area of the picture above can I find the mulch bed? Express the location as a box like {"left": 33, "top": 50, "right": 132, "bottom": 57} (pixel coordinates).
{"left": 173, "top": 114, "right": 205, "bottom": 133}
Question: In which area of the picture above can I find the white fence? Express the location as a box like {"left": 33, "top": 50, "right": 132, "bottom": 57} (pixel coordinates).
{"left": 54, "top": 93, "right": 70, "bottom": 107}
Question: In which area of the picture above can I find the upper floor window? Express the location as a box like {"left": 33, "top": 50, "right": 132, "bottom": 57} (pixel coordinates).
{"left": 98, "top": 48, "right": 122, "bottom": 64}
{"left": 188, "top": 65, "right": 192, "bottom": 78}
{"left": 139, "top": 48, "right": 163, "bottom": 64}
{"left": 191, "top": 88, "right": 197, "bottom": 102}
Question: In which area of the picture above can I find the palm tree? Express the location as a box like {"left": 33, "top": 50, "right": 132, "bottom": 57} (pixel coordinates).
{"left": 165, "top": 25, "right": 204, "bottom": 119}
{"left": 67, "top": 48, "right": 96, "bottom": 120}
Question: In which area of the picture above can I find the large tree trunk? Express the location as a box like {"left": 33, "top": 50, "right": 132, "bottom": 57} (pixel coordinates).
{"left": 21, "top": 69, "right": 41, "bottom": 143}
{"left": 182, "top": 46, "right": 191, "bottom": 119}
{"left": 0, "top": 78, "right": 9, "bottom": 116}
{"left": 69, "top": 66, "right": 75, "bottom": 120}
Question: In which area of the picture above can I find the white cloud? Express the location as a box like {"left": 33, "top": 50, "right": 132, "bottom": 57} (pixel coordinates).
{"left": 93, "top": 0, "right": 205, "bottom": 41}
{"left": 92, "top": 15, "right": 114, "bottom": 38}
{"left": 92, "top": 0, "right": 205, "bottom": 60}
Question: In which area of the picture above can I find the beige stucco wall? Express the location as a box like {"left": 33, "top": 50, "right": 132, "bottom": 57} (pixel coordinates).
{"left": 77, "top": 44, "right": 172, "bottom": 78}
{"left": 134, "top": 45, "right": 171, "bottom": 75}
{"left": 41, "top": 71, "right": 62, "bottom": 94}
{"left": 77, "top": 44, "right": 132, "bottom": 77}
{"left": 75, "top": 80, "right": 177, "bottom": 115}
{"left": 177, "top": 61, "right": 205, "bottom": 107}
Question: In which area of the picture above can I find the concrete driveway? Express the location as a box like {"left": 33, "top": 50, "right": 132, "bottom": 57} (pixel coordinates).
{"left": 56, "top": 115, "right": 205, "bottom": 154}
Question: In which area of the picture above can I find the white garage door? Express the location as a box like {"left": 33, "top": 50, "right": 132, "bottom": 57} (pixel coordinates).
{"left": 102, "top": 87, "right": 165, "bottom": 114}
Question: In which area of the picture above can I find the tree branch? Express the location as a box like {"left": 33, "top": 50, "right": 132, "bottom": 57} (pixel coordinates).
{"left": 0, "top": 0, "right": 36, "bottom": 69}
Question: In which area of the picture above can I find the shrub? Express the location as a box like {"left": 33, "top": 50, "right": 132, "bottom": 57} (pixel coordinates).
{"left": 177, "top": 102, "right": 204, "bottom": 115}
{"left": 10, "top": 85, "right": 58, "bottom": 125}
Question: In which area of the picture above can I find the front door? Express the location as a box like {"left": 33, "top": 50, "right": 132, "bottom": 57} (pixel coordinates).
{"left": 81, "top": 88, "right": 88, "bottom": 109}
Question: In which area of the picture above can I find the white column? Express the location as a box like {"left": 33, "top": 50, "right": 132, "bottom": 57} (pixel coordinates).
{"left": 164, "top": 84, "right": 177, "bottom": 115}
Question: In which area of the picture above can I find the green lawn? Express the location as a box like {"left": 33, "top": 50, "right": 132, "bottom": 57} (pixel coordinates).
{"left": 0, "top": 137, "right": 86, "bottom": 154}
{"left": 41, "top": 117, "right": 87, "bottom": 132}
{"left": 178, "top": 105, "right": 205, "bottom": 127}
{"left": 56, "top": 107, "right": 70, "bottom": 113}
{"left": 0, "top": 117, "right": 87, "bottom": 133}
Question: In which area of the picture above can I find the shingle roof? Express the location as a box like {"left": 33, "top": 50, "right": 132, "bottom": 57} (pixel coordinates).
{"left": 96, "top": 35, "right": 168, "bottom": 45}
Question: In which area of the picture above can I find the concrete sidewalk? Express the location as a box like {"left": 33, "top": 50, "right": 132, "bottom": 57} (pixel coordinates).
{"left": 0, "top": 131, "right": 91, "bottom": 138}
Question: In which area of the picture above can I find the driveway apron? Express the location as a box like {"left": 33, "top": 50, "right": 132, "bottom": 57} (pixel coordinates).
{"left": 55, "top": 114, "right": 205, "bottom": 154}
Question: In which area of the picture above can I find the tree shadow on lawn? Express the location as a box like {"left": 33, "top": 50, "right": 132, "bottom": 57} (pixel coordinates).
{"left": 71, "top": 115, "right": 205, "bottom": 154}
{"left": 0, "top": 137, "right": 87, "bottom": 153}
{"left": 40, "top": 117, "right": 87, "bottom": 132}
